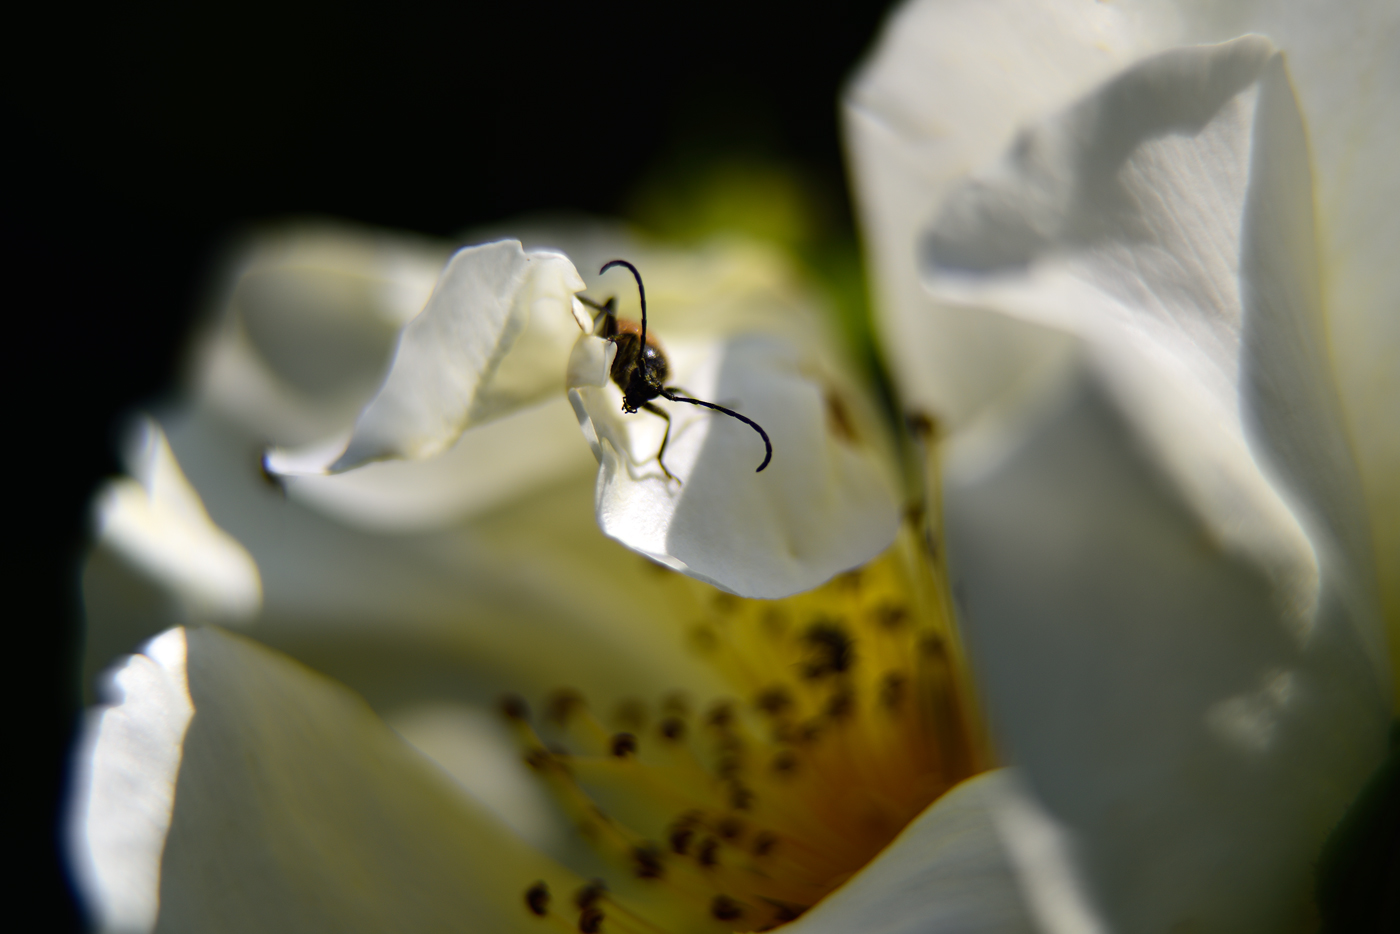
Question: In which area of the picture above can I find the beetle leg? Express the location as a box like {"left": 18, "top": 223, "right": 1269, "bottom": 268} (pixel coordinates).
{"left": 640, "top": 401, "right": 678, "bottom": 483}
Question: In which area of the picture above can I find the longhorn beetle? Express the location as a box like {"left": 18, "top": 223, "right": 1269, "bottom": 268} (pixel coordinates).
{"left": 578, "top": 259, "right": 772, "bottom": 481}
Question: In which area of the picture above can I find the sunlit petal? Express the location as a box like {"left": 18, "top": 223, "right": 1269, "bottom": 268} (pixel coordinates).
{"left": 68, "top": 629, "right": 194, "bottom": 933}
{"left": 70, "top": 626, "right": 584, "bottom": 934}
{"left": 568, "top": 332, "right": 900, "bottom": 598}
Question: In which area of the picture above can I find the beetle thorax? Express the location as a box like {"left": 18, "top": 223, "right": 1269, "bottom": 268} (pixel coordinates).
{"left": 609, "top": 324, "right": 669, "bottom": 414}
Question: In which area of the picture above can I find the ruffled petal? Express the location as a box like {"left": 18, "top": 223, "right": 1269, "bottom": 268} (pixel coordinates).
{"left": 69, "top": 627, "right": 583, "bottom": 934}
{"left": 269, "top": 239, "right": 587, "bottom": 474}
{"left": 853, "top": 17, "right": 1392, "bottom": 933}
{"left": 1187, "top": 0, "right": 1400, "bottom": 685}
{"left": 921, "top": 35, "right": 1385, "bottom": 683}
{"left": 194, "top": 222, "right": 449, "bottom": 446}
{"left": 848, "top": 0, "right": 1400, "bottom": 683}
{"left": 844, "top": 0, "right": 1173, "bottom": 428}
{"left": 568, "top": 332, "right": 900, "bottom": 598}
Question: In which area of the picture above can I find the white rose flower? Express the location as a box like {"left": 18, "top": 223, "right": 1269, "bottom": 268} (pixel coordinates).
{"left": 69, "top": 1, "right": 1397, "bottom": 932}
{"left": 844, "top": 0, "right": 1396, "bottom": 931}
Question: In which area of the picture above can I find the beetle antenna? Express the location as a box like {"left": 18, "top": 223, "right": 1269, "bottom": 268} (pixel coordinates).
{"left": 660, "top": 390, "right": 773, "bottom": 472}
{"left": 600, "top": 259, "right": 647, "bottom": 370}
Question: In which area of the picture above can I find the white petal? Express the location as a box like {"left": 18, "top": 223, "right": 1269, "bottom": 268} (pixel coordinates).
{"left": 568, "top": 333, "right": 900, "bottom": 598}
{"left": 784, "top": 770, "right": 1043, "bottom": 934}
{"left": 384, "top": 702, "right": 562, "bottom": 853}
{"left": 94, "top": 417, "right": 261, "bottom": 622}
{"left": 850, "top": 0, "right": 1400, "bottom": 679}
{"left": 921, "top": 36, "right": 1385, "bottom": 680}
{"left": 321, "top": 240, "right": 586, "bottom": 472}
{"left": 145, "top": 406, "right": 728, "bottom": 714}
{"left": 70, "top": 626, "right": 584, "bottom": 933}
{"left": 193, "top": 222, "right": 450, "bottom": 446}
{"left": 68, "top": 629, "right": 193, "bottom": 933}
{"left": 844, "top": 0, "right": 1176, "bottom": 428}
{"left": 943, "top": 361, "right": 1391, "bottom": 934}
{"left": 270, "top": 396, "right": 596, "bottom": 533}
{"left": 1193, "top": 0, "right": 1400, "bottom": 689}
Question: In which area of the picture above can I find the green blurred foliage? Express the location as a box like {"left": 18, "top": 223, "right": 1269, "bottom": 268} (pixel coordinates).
{"left": 624, "top": 156, "right": 884, "bottom": 394}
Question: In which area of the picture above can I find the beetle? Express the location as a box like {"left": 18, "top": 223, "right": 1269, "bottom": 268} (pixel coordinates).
{"left": 578, "top": 259, "right": 772, "bottom": 480}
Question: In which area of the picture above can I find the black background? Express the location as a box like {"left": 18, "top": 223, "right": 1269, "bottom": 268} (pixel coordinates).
{"left": 8, "top": 2, "right": 898, "bottom": 926}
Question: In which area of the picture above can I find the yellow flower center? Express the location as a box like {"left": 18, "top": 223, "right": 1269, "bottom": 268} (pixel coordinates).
{"left": 504, "top": 524, "right": 985, "bottom": 932}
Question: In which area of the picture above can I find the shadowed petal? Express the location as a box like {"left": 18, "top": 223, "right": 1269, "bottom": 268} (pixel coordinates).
{"left": 94, "top": 417, "right": 261, "bottom": 623}
{"left": 944, "top": 363, "right": 1388, "bottom": 933}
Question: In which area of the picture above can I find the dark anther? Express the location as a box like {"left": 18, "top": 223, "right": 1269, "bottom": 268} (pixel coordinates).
{"left": 798, "top": 720, "right": 823, "bottom": 744}
{"left": 575, "top": 880, "right": 607, "bottom": 910}
{"left": 659, "top": 716, "right": 686, "bottom": 741}
{"left": 824, "top": 390, "right": 859, "bottom": 443}
{"left": 499, "top": 694, "right": 530, "bottom": 721}
{"left": 610, "top": 732, "right": 637, "bottom": 758}
{"left": 711, "top": 896, "right": 744, "bottom": 922}
{"left": 524, "top": 749, "right": 552, "bottom": 772}
{"left": 578, "top": 907, "right": 604, "bottom": 933}
{"left": 881, "top": 672, "right": 908, "bottom": 709}
{"left": 632, "top": 843, "right": 664, "bottom": 880}
{"left": 718, "top": 817, "right": 745, "bottom": 841}
{"left": 752, "top": 832, "right": 778, "bottom": 856}
{"left": 698, "top": 837, "right": 721, "bottom": 867}
{"left": 754, "top": 686, "right": 793, "bottom": 717}
{"left": 825, "top": 688, "right": 855, "bottom": 720}
{"left": 547, "top": 689, "right": 586, "bottom": 725}
{"left": 728, "top": 783, "right": 755, "bottom": 811}
{"left": 873, "top": 602, "right": 909, "bottom": 630}
{"left": 770, "top": 750, "right": 798, "bottom": 775}
{"left": 668, "top": 825, "right": 694, "bottom": 855}
{"left": 525, "top": 881, "right": 550, "bottom": 916}
{"left": 763, "top": 900, "right": 804, "bottom": 922}
{"left": 706, "top": 701, "right": 735, "bottom": 729}
{"left": 919, "top": 632, "right": 947, "bottom": 659}
{"left": 613, "top": 698, "right": 647, "bottom": 731}
{"left": 802, "top": 622, "right": 855, "bottom": 678}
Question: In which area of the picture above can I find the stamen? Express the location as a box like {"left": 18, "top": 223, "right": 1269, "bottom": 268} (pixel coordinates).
{"left": 526, "top": 881, "right": 551, "bottom": 916}
{"left": 503, "top": 522, "right": 985, "bottom": 931}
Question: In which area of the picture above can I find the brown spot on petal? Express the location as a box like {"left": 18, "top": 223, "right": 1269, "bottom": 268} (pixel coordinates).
{"left": 825, "top": 390, "right": 858, "bottom": 444}
{"left": 711, "top": 895, "right": 744, "bottom": 922}
{"left": 525, "top": 882, "right": 550, "bottom": 916}
{"left": 579, "top": 907, "right": 604, "bottom": 933}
